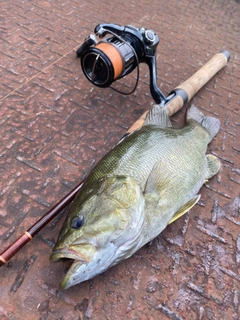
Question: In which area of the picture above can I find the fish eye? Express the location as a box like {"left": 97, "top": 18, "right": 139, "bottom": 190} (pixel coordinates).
{"left": 71, "top": 216, "right": 84, "bottom": 229}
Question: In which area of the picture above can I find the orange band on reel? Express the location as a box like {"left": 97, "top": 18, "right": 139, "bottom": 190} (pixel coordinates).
{"left": 96, "top": 42, "right": 124, "bottom": 79}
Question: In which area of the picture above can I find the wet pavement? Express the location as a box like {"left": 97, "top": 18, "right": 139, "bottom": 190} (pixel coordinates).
{"left": 0, "top": 0, "right": 240, "bottom": 319}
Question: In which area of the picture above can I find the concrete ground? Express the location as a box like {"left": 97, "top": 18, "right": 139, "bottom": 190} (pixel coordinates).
{"left": 0, "top": 0, "right": 239, "bottom": 319}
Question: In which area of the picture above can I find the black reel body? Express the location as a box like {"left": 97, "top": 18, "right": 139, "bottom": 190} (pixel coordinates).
{"left": 77, "top": 23, "right": 166, "bottom": 104}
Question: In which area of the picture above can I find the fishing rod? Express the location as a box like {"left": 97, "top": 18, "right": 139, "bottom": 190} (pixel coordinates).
{"left": 0, "top": 23, "right": 230, "bottom": 267}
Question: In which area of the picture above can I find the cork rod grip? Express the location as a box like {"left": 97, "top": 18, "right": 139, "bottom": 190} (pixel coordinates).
{"left": 176, "top": 51, "right": 230, "bottom": 103}
{"left": 129, "top": 51, "right": 230, "bottom": 127}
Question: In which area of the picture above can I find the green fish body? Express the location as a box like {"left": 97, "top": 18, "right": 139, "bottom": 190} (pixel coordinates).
{"left": 50, "top": 105, "right": 221, "bottom": 289}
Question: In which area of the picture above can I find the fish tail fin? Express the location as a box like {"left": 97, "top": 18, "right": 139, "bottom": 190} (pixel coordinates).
{"left": 187, "top": 105, "right": 220, "bottom": 142}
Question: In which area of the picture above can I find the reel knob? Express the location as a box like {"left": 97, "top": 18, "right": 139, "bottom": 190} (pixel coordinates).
{"left": 143, "top": 30, "right": 156, "bottom": 45}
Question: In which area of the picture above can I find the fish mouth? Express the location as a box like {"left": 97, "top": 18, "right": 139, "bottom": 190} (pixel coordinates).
{"left": 49, "top": 248, "right": 87, "bottom": 262}
{"left": 58, "top": 252, "right": 115, "bottom": 290}
{"left": 50, "top": 248, "right": 90, "bottom": 290}
{"left": 50, "top": 241, "right": 96, "bottom": 263}
{"left": 50, "top": 244, "right": 116, "bottom": 289}
{"left": 59, "top": 260, "right": 85, "bottom": 289}
{"left": 49, "top": 243, "right": 96, "bottom": 263}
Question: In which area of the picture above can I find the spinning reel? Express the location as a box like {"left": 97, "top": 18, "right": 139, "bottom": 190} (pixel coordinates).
{"left": 76, "top": 23, "right": 167, "bottom": 104}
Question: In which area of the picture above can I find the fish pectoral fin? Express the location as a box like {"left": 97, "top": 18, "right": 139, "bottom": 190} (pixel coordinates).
{"left": 168, "top": 195, "right": 201, "bottom": 225}
{"left": 143, "top": 104, "right": 172, "bottom": 127}
{"left": 205, "top": 154, "right": 221, "bottom": 179}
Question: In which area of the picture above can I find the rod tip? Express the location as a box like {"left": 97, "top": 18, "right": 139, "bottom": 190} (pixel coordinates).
{"left": 221, "top": 50, "right": 230, "bottom": 62}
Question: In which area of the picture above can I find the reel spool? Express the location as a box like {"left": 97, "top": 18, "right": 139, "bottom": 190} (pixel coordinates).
{"left": 76, "top": 23, "right": 166, "bottom": 103}
{"left": 81, "top": 38, "right": 137, "bottom": 87}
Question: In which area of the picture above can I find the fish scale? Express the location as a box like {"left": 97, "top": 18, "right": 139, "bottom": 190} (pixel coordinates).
{"left": 50, "top": 105, "right": 221, "bottom": 289}
{"left": 116, "top": 123, "right": 207, "bottom": 192}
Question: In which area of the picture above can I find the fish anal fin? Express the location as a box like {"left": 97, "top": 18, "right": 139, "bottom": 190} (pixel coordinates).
{"left": 205, "top": 154, "right": 221, "bottom": 179}
{"left": 143, "top": 104, "right": 172, "bottom": 127}
{"left": 168, "top": 195, "right": 201, "bottom": 225}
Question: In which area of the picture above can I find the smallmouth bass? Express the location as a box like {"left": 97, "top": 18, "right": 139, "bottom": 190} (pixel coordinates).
{"left": 50, "top": 105, "right": 221, "bottom": 289}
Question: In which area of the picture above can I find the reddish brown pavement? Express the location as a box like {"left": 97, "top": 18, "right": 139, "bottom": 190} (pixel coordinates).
{"left": 0, "top": 0, "right": 239, "bottom": 319}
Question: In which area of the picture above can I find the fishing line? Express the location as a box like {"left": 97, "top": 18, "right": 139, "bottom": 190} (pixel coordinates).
{"left": 0, "top": 44, "right": 81, "bottom": 103}
{"left": 105, "top": 29, "right": 140, "bottom": 95}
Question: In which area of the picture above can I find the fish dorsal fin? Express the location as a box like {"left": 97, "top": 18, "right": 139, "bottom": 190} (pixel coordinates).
{"left": 205, "top": 154, "right": 221, "bottom": 179}
{"left": 168, "top": 195, "right": 201, "bottom": 225}
{"left": 143, "top": 104, "right": 172, "bottom": 127}
{"left": 187, "top": 105, "right": 220, "bottom": 142}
